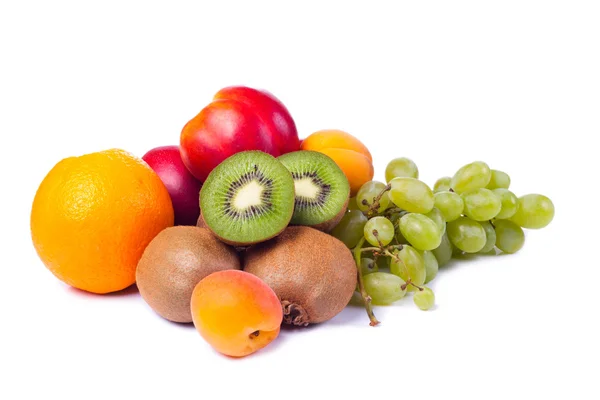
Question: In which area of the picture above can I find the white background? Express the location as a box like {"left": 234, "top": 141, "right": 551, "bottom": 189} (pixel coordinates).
{"left": 1, "top": 1, "right": 598, "bottom": 399}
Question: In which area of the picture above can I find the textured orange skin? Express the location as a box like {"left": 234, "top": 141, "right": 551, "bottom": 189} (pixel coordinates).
{"left": 191, "top": 270, "right": 283, "bottom": 358}
{"left": 30, "top": 149, "right": 174, "bottom": 294}
{"left": 301, "top": 130, "right": 374, "bottom": 196}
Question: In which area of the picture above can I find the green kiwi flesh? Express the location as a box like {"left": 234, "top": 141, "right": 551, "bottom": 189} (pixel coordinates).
{"left": 278, "top": 151, "right": 350, "bottom": 232}
{"left": 200, "top": 151, "right": 295, "bottom": 246}
{"left": 136, "top": 226, "right": 240, "bottom": 323}
{"left": 243, "top": 226, "right": 357, "bottom": 326}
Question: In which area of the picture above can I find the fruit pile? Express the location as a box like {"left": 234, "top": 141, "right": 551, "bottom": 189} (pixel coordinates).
{"left": 30, "top": 86, "right": 554, "bottom": 358}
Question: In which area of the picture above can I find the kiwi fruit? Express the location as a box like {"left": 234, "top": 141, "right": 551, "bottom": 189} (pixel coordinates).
{"left": 136, "top": 226, "right": 240, "bottom": 323}
{"left": 278, "top": 151, "right": 350, "bottom": 232}
{"left": 243, "top": 226, "right": 357, "bottom": 326}
{"left": 200, "top": 151, "right": 295, "bottom": 246}
{"left": 196, "top": 211, "right": 207, "bottom": 228}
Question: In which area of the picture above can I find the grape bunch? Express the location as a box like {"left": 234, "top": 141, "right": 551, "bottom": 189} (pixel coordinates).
{"left": 330, "top": 158, "right": 555, "bottom": 325}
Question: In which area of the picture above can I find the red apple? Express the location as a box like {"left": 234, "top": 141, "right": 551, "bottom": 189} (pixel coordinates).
{"left": 142, "top": 146, "right": 202, "bottom": 226}
{"left": 180, "top": 98, "right": 276, "bottom": 182}
{"left": 214, "top": 86, "right": 300, "bottom": 154}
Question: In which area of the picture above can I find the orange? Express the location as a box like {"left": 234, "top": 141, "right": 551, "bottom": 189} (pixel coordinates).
{"left": 301, "top": 129, "right": 374, "bottom": 196}
{"left": 30, "top": 149, "right": 174, "bottom": 294}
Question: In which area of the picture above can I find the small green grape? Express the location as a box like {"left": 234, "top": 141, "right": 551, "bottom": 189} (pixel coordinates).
{"left": 389, "top": 177, "right": 434, "bottom": 214}
{"left": 433, "top": 177, "right": 452, "bottom": 193}
{"left": 364, "top": 216, "right": 395, "bottom": 246}
{"left": 419, "top": 250, "right": 439, "bottom": 284}
{"left": 492, "top": 188, "right": 518, "bottom": 219}
{"left": 356, "top": 181, "right": 390, "bottom": 213}
{"left": 347, "top": 197, "right": 360, "bottom": 211}
{"left": 447, "top": 216, "right": 487, "bottom": 253}
{"left": 486, "top": 169, "right": 511, "bottom": 190}
{"left": 450, "top": 161, "right": 492, "bottom": 194}
{"left": 494, "top": 220, "right": 525, "bottom": 253}
{"left": 363, "top": 272, "right": 407, "bottom": 305}
{"left": 478, "top": 221, "right": 497, "bottom": 253}
{"left": 385, "top": 157, "right": 419, "bottom": 182}
{"left": 509, "top": 194, "right": 555, "bottom": 229}
{"left": 434, "top": 191, "right": 464, "bottom": 222}
{"left": 432, "top": 232, "right": 453, "bottom": 267}
{"left": 425, "top": 207, "right": 446, "bottom": 235}
{"left": 375, "top": 255, "right": 390, "bottom": 270}
{"left": 360, "top": 257, "right": 379, "bottom": 275}
{"left": 330, "top": 210, "right": 368, "bottom": 248}
{"left": 398, "top": 213, "right": 442, "bottom": 251}
{"left": 413, "top": 287, "right": 435, "bottom": 311}
{"left": 461, "top": 188, "right": 502, "bottom": 221}
{"left": 390, "top": 245, "right": 426, "bottom": 291}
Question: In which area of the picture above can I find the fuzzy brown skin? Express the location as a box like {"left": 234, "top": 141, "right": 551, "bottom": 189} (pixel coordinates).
{"left": 196, "top": 212, "right": 207, "bottom": 228}
{"left": 307, "top": 196, "right": 349, "bottom": 232}
{"left": 243, "top": 226, "right": 357, "bottom": 326}
{"left": 136, "top": 226, "right": 240, "bottom": 323}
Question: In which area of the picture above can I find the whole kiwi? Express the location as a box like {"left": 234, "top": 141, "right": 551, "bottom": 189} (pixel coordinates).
{"left": 136, "top": 226, "right": 240, "bottom": 323}
{"left": 243, "top": 226, "right": 357, "bottom": 326}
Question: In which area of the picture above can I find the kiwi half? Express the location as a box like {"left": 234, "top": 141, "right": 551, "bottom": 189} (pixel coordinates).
{"left": 244, "top": 226, "right": 357, "bottom": 326}
{"left": 278, "top": 151, "right": 350, "bottom": 232}
{"left": 200, "top": 151, "right": 295, "bottom": 246}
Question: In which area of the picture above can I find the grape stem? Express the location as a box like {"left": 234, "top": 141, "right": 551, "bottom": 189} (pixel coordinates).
{"left": 360, "top": 244, "right": 404, "bottom": 254}
{"left": 353, "top": 237, "right": 380, "bottom": 327}
{"left": 366, "top": 184, "right": 392, "bottom": 218}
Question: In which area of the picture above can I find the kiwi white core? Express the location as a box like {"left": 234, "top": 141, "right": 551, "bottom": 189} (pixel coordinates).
{"left": 295, "top": 177, "right": 320, "bottom": 200}
{"left": 233, "top": 180, "right": 265, "bottom": 210}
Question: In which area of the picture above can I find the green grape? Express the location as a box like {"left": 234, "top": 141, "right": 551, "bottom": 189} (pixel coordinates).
{"left": 364, "top": 216, "right": 395, "bottom": 246}
{"left": 434, "top": 177, "right": 452, "bottom": 193}
{"left": 425, "top": 207, "right": 446, "bottom": 235}
{"left": 434, "top": 191, "right": 464, "bottom": 222}
{"left": 385, "top": 157, "right": 419, "bottom": 182}
{"left": 461, "top": 188, "right": 502, "bottom": 221}
{"left": 478, "top": 221, "right": 497, "bottom": 253}
{"left": 389, "top": 177, "right": 434, "bottom": 214}
{"left": 494, "top": 220, "right": 525, "bottom": 253}
{"left": 432, "top": 232, "right": 453, "bottom": 267}
{"left": 418, "top": 250, "right": 439, "bottom": 284}
{"left": 390, "top": 245, "right": 426, "bottom": 291}
{"left": 450, "top": 161, "right": 492, "bottom": 194}
{"left": 492, "top": 188, "right": 518, "bottom": 219}
{"left": 394, "top": 223, "right": 409, "bottom": 244}
{"left": 330, "top": 210, "right": 368, "bottom": 248}
{"left": 347, "top": 197, "right": 360, "bottom": 211}
{"left": 447, "top": 216, "right": 487, "bottom": 253}
{"left": 509, "top": 194, "right": 555, "bottom": 229}
{"left": 398, "top": 213, "right": 442, "bottom": 251}
{"left": 413, "top": 287, "right": 435, "bottom": 311}
{"left": 486, "top": 169, "right": 511, "bottom": 190}
{"left": 363, "top": 272, "right": 407, "bottom": 305}
{"left": 452, "top": 243, "right": 465, "bottom": 258}
{"left": 376, "top": 255, "right": 390, "bottom": 270}
{"left": 384, "top": 193, "right": 396, "bottom": 210}
{"left": 356, "top": 181, "right": 390, "bottom": 213}
{"left": 360, "top": 257, "right": 379, "bottom": 275}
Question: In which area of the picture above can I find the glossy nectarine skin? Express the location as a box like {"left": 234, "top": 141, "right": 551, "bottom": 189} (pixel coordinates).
{"left": 142, "top": 146, "right": 202, "bottom": 226}
{"left": 191, "top": 270, "right": 283, "bottom": 358}
{"left": 215, "top": 86, "right": 300, "bottom": 155}
{"left": 180, "top": 99, "right": 276, "bottom": 182}
{"left": 301, "top": 129, "right": 374, "bottom": 196}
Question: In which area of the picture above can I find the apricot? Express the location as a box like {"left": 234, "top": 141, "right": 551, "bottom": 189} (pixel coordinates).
{"left": 301, "top": 129, "right": 374, "bottom": 196}
{"left": 190, "top": 270, "right": 283, "bottom": 358}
